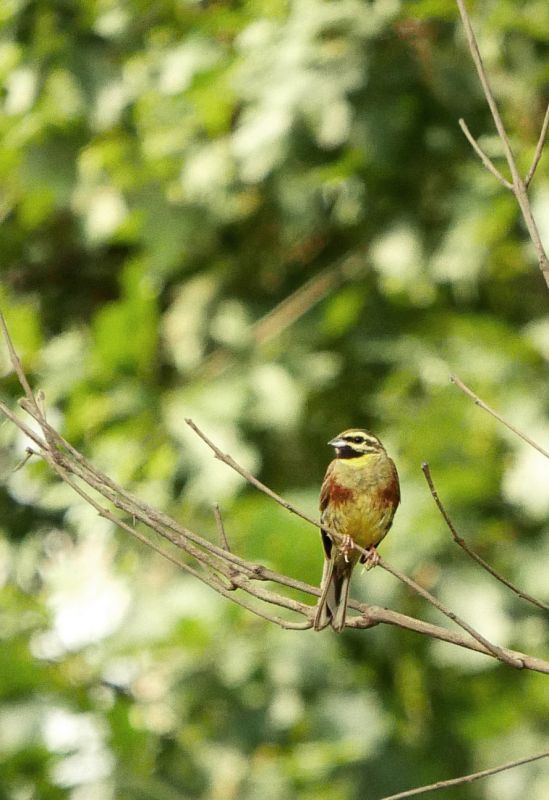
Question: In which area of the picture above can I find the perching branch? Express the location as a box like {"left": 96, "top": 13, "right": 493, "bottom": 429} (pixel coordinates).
{"left": 455, "top": 0, "right": 549, "bottom": 285}
{"left": 185, "top": 419, "right": 526, "bottom": 669}
{"left": 1, "top": 313, "right": 548, "bottom": 671}
{"left": 422, "top": 463, "right": 549, "bottom": 613}
{"left": 378, "top": 748, "right": 549, "bottom": 800}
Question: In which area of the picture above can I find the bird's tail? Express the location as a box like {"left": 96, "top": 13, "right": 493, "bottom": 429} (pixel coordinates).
{"left": 313, "top": 557, "right": 352, "bottom": 633}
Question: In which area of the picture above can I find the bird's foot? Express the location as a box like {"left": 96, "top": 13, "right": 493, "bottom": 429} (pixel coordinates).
{"left": 339, "top": 534, "right": 354, "bottom": 563}
{"left": 362, "top": 546, "right": 379, "bottom": 570}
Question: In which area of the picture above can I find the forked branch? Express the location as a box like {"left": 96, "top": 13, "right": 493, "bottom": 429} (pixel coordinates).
{"left": 455, "top": 0, "right": 549, "bottom": 284}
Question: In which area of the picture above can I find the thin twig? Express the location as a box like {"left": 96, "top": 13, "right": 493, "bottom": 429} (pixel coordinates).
{"left": 422, "top": 463, "right": 549, "bottom": 613}
{"left": 17, "top": 403, "right": 322, "bottom": 617}
{"left": 378, "top": 749, "right": 549, "bottom": 800}
{"left": 525, "top": 101, "right": 549, "bottom": 187}
{"left": 0, "top": 313, "right": 41, "bottom": 414}
{"left": 58, "top": 486, "right": 309, "bottom": 632}
{"left": 185, "top": 418, "right": 320, "bottom": 528}
{"left": 229, "top": 572, "right": 313, "bottom": 618}
{"left": 13, "top": 399, "right": 273, "bottom": 600}
{"left": 0, "top": 313, "right": 59, "bottom": 458}
{"left": 458, "top": 118, "right": 512, "bottom": 189}
{"left": 185, "top": 418, "right": 525, "bottom": 668}
{"left": 455, "top": 0, "right": 549, "bottom": 281}
{"left": 450, "top": 373, "right": 549, "bottom": 459}
{"left": 455, "top": 0, "right": 516, "bottom": 175}
{"left": 12, "top": 446, "right": 38, "bottom": 473}
{"left": 213, "top": 503, "right": 231, "bottom": 551}
{"left": 376, "top": 554, "right": 523, "bottom": 668}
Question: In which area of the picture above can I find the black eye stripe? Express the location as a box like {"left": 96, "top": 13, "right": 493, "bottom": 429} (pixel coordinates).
{"left": 341, "top": 434, "right": 380, "bottom": 448}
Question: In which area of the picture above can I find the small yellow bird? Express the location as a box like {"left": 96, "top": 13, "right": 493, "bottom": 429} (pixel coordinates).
{"left": 314, "top": 428, "right": 400, "bottom": 632}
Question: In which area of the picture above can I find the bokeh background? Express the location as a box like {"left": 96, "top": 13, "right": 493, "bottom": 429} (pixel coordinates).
{"left": 1, "top": 1, "right": 549, "bottom": 798}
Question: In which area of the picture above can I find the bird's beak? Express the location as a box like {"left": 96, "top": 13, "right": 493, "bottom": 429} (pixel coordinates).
{"left": 328, "top": 437, "right": 346, "bottom": 448}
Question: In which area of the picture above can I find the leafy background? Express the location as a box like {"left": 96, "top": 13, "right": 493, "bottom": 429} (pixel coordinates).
{"left": 1, "top": 0, "right": 548, "bottom": 798}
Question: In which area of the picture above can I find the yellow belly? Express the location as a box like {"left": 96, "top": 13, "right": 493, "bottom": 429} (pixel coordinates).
{"left": 322, "top": 494, "right": 392, "bottom": 550}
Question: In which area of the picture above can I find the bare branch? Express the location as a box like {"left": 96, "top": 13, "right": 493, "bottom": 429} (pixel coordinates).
{"left": 2, "top": 317, "right": 549, "bottom": 670}
{"left": 375, "top": 553, "right": 523, "bottom": 669}
{"left": 458, "top": 118, "right": 512, "bottom": 189}
{"left": 0, "top": 326, "right": 320, "bottom": 634}
{"left": 450, "top": 373, "right": 549, "bottom": 459}
{"left": 378, "top": 748, "right": 549, "bottom": 800}
{"left": 362, "top": 605, "right": 549, "bottom": 674}
{"left": 525, "top": 102, "right": 549, "bottom": 188}
{"left": 455, "top": 0, "right": 549, "bottom": 282}
{"left": 28, "top": 423, "right": 314, "bottom": 631}
{"left": 186, "top": 419, "right": 525, "bottom": 668}
{"left": 455, "top": 0, "right": 517, "bottom": 175}
{"left": 0, "top": 313, "right": 41, "bottom": 415}
{"left": 422, "top": 463, "right": 549, "bottom": 613}
{"left": 185, "top": 418, "right": 320, "bottom": 530}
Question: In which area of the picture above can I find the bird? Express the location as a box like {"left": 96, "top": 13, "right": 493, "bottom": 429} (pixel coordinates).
{"left": 313, "top": 428, "right": 400, "bottom": 632}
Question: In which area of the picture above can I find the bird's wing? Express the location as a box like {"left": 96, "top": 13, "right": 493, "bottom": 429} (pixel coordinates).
{"left": 390, "top": 457, "right": 401, "bottom": 508}
{"left": 319, "top": 461, "right": 337, "bottom": 559}
{"left": 319, "top": 461, "right": 336, "bottom": 513}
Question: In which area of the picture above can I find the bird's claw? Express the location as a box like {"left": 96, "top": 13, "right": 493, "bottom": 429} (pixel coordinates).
{"left": 340, "top": 534, "right": 354, "bottom": 563}
{"left": 362, "top": 546, "right": 379, "bottom": 570}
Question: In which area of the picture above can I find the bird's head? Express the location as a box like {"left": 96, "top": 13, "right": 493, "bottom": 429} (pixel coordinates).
{"left": 328, "top": 428, "right": 385, "bottom": 459}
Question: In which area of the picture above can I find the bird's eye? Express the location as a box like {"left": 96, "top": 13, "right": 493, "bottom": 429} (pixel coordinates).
{"left": 352, "top": 436, "right": 364, "bottom": 444}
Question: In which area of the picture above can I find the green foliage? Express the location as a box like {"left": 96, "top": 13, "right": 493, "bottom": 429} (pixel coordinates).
{"left": 1, "top": 1, "right": 549, "bottom": 798}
